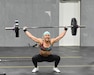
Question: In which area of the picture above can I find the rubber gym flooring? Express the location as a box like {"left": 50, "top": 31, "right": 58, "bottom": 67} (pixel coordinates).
{"left": 0, "top": 46, "right": 94, "bottom": 75}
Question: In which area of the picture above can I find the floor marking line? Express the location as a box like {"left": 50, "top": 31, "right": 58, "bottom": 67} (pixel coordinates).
{"left": 0, "top": 56, "right": 82, "bottom": 59}
{"left": 0, "top": 65, "right": 94, "bottom": 68}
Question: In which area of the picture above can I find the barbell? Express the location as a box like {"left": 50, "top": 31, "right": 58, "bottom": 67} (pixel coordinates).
{"left": 5, "top": 18, "right": 86, "bottom": 37}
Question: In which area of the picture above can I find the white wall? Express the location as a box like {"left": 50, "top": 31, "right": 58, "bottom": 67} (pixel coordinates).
{"left": 59, "top": 1, "right": 80, "bottom": 46}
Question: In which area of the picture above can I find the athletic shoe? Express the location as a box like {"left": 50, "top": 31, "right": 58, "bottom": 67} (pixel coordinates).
{"left": 32, "top": 67, "right": 39, "bottom": 73}
{"left": 53, "top": 67, "right": 61, "bottom": 73}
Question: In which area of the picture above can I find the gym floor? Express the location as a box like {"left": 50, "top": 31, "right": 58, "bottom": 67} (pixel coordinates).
{"left": 0, "top": 46, "right": 94, "bottom": 75}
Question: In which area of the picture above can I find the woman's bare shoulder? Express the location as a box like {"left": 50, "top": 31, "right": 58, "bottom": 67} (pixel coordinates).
{"left": 38, "top": 38, "right": 43, "bottom": 44}
{"left": 51, "top": 38, "right": 55, "bottom": 44}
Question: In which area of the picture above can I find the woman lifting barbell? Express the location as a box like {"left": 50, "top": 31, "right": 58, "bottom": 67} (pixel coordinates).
{"left": 23, "top": 27, "right": 68, "bottom": 73}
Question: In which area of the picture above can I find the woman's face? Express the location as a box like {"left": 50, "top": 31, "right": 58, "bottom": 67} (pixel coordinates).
{"left": 43, "top": 34, "right": 51, "bottom": 42}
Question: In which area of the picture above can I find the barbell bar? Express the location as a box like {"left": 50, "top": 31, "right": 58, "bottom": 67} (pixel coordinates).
{"left": 5, "top": 25, "right": 85, "bottom": 30}
{"left": 5, "top": 18, "right": 86, "bottom": 37}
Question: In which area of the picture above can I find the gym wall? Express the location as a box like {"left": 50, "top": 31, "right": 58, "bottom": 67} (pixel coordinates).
{"left": 80, "top": 0, "right": 94, "bottom": 46}
{"left": 0, "top": 0, "right": 59, "bottom": 47}
{"left": 0, "top": 0, "right": 92, "bottom": 47}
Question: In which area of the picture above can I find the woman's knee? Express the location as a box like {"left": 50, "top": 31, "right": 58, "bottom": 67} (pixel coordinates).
{"left": 54, "top": 55, "right": 60, "bottom": 61}
{"left": 32, "top": 55, "right": 39, "bottom": 61}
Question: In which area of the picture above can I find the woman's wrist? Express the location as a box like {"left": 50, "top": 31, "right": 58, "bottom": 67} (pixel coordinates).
{"left": 64, "top": 27, "right": 68, "bottom": 31}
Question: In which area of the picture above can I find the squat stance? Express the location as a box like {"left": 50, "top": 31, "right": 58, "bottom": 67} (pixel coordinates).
{"left": 23, "top": 27, "right": 67, "bottom": 73}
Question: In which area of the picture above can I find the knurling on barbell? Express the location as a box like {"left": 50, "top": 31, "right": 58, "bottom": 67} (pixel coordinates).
{"left": 5, "top": 18, "right": 86, "bottom": 37}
